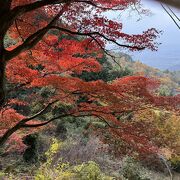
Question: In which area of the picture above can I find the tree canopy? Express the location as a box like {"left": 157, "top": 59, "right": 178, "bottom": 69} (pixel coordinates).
{"left": 0, "top": 0, "right": 179, "bottom": 154}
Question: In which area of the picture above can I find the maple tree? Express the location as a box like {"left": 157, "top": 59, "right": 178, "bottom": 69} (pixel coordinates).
{"left": 0, "top": 0, "right": 179, "bottom": 153}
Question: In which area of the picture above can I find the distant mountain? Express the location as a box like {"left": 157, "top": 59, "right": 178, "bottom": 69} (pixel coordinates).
{"left": 168, "top": 64, "right": 180, "bottom": 71}
{"left": 107, "top": 52, "right": 180, "bottom": 95}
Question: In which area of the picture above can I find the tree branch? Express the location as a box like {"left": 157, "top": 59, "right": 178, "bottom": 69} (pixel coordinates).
{"left": 167, "top": 5, "right": 180, "bottom": 22}
{"left": 5, "top": 5, "right": 68, "bottom": 61}
{"left": 0, "top": 100, "right": 57, "bottom": 146}
{"left": 22, "top": 113, "right": 72, "bottom": 128}
{"left": 20, "top": 100, "right": 58, "bottom": 124}
{"left": 5, "top": 20, "right": 145, "bottom": 61}
{"left": 161, "top": 3, "right": 180, "bottom": 29}
{"left": 87, "top": 35, "right": 122, "bottom": 68}
{"left": 50, "top": 26, "right": 145, "bottom": 50}
{"left": 154, "top": 0, "right": 180, "bottom": 9}
{"left": 11, "top": 0, "right": 66, "bottom": 17}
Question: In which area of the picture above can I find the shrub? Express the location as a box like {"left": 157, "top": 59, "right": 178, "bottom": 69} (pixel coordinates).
{"left": 170, "top": 155, "right": 180, "bottom": 173}
{"left": 34, "top": 138, "right": 113, "bottom": 180}
{"left": 0, "top": 172, "right": 6, "bottom": 179}
{"left": 120, "top": 157, "right": 151, "bottom": 180}
{"left": 74, "top": 161, "right": 102, "bottom": 180}
{"left": 23, "top": 133, "right": 39, "bottom": 163}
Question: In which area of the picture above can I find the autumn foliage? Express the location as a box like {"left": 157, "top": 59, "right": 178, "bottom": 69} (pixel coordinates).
{"left": 0, "top": 0, "right": 179, "bottom": 155}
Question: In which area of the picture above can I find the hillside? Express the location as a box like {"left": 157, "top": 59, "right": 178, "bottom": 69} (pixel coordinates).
{"left": 0, "top": 51, "right": 179, "bottom": 180}
{"left": 169, "top": 64, "right": 180, "bottom": 71}
{"left": 108, "top": 52, "right": 180, "bottom": 95}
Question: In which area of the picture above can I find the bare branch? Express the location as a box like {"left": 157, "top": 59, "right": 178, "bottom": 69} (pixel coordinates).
{"left": 161, "top": 3, "right": 180, "bottom": 29}
{"left": 154, "top": 0, "right": 180, "bottom": 9}
{"left": 87, "top": 35, "right": 122, "bottom": 68}
{"left": 167, "top": 6, "right": 180, "bottom": 22}
{"left": 51, "top": 26, "right": 145, "bottom": 50}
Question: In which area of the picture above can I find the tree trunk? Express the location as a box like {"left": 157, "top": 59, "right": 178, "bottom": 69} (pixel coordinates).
{"left": 0, "top": 123, "right": 22, "bottom": 147}
{"left": 0, "top": 1, "right": 12, "bottom": 107}
{"left": 0, "top": 58, "right": 6, "bottom": 107}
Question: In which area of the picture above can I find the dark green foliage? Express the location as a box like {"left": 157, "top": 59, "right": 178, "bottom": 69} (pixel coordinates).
{"left": 56, "top": 123, "right": 67, "bottom": 140}
{"left": 172, "top": 162, "right": 180, "bottom": 173}
{"left": 52, "top": 103, "right": 73, "bottom": 116}
{"left": 23, "top": 134, "right": 39, "bottom": 163}
{"left": 28, "top": 64, "right": 45, "bottom": 71}
{"left": 73, "top": 56, "right": 133, "bottom": 82}
{"left": 120, "top": 157, "right": 151, "bottom": 180}
{"left": 40, "top": 87, "right": 55, "bottom": 98}
{"left": 170, "top": 158, "right": 180, "bottom": 173}
{"left": 158, "top": 85, "right": 173, "bottom": 96}
{"left": 76, "top": 95, "right": 90, "bottom": 104}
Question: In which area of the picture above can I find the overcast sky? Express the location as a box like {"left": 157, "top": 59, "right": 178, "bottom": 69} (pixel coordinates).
{"left": 106, "top": 0, "right": 180, "bottom": 70}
